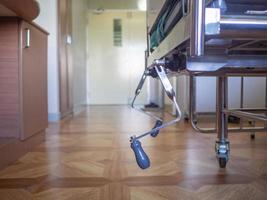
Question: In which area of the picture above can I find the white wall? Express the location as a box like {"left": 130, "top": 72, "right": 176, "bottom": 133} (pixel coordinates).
{"left": 160, "top": 75, "right": 266, "bottom": 116}
{"left": 243, "top": 77, "right": 266, "bottom": 108}
{"left": 196, "top": 77, "right": 266, "bottom": 113}
{"left": 34, "top": 0, "right": 60, "bottom": 122}
{"left": 34, "top": 0, "right": 89, "bottom": 120}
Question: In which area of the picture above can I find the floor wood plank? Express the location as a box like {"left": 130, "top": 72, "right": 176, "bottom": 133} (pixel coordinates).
{"left": 0, "top": 106, "right": 266, "bottom": 199}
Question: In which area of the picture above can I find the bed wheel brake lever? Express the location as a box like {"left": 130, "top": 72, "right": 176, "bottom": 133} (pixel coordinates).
{"left": 130, "top": 60, "right": 182, "bottom": 169}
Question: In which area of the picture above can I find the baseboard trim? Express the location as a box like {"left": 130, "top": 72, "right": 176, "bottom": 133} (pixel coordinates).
{"left": 73, "top": 103, "right": 87, "bottom": 115}
{"left": 48, "top": 113, "right": 61, "bottom": 122}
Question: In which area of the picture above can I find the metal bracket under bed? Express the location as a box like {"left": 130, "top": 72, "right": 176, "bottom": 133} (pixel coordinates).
{"left": 189, "top": 76, "right": 267, "bottom": 136}
{"left": 130, "top": 60, "right": 267, "bottom": 170}
{"left": 189, "top": 75, "right": 267, "bottom": 168}
{"left": 130, "top": 61, "right": 182, "bottom": 169}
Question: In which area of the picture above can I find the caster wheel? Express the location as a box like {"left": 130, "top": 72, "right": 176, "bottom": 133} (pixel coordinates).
{"left": 250, "top": 134, "right": 255, "bottom": 140}
{"left": 219, "top": 158, "right": 227, "bottom": 168}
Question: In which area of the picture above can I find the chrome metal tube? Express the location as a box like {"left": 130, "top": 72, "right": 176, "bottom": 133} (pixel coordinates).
{"left": 220, "top": 15, "right": 267, "bottom": 26}
{"left": 134, "top": 96, "right": 182, "bottom": 141}
{"left": 216, "top": 76, "right": 228, "bottom": 141}
{"left": 189, "top": 75, "right": 267, "bottom": 134}
{"left": 240, "top": 77, "right": 244, "bottom": 129}
{"left": 224, "top": 110, "right": 267, "bottom": 122}
{"left": 132, "top": 65, "right": 183, "bottom": 141}
{"left": 190, "top": 0, "right": 205, "bottom": 57}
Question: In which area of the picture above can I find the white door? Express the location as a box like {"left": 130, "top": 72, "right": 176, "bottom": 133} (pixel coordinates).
{"left": 87, "top": 11, "right": 148, "bottom": 105}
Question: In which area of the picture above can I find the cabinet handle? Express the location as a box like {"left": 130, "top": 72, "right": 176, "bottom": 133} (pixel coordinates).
{"left": 25, "top": 28, "right": 31, "bottom": 48}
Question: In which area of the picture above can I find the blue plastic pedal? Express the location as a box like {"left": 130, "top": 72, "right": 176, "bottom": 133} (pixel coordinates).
{"left": 131, "top": 139, "right": 150, "bottom": 169}
{"left": 150, "top": 120, "right": 163, "bottom": 137}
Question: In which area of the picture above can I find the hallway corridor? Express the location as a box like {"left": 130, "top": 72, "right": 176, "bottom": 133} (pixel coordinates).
{"left": 0, "top": 106, "right": 267, "bottom": 200}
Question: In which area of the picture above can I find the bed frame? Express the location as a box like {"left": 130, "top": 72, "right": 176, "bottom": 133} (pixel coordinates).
{"left": 130, "top": 0, "right": 267, "bottom": 169}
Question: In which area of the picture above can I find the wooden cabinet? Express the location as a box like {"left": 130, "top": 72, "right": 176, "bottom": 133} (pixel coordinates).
{"left": 20, "top": 21, "right": 48, "bottom": 140}
{"left": 0, "top": 18, "right": 48, "bottom": 140}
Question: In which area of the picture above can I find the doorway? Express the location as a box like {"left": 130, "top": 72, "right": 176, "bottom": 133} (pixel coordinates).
{"left": 87, "top": 11, "right": 148, "bottom": 105}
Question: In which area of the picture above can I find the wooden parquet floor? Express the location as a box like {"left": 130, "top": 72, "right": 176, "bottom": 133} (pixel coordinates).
{"left": 0, "top": 106, "right": 267, "bottom": 200}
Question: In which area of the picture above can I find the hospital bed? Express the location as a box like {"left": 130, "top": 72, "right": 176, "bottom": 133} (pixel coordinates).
{"left": 130, "top": 0, "right": 267, "bottom": 169}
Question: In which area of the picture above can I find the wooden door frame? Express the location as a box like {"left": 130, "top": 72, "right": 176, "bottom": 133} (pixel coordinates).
{"left": 57, "top": 0, "right": 73, "bottom": 118}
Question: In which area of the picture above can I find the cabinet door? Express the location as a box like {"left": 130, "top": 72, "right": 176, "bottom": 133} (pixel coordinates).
{"left": 20, "top": 21, "right": 48, "bottom": 140}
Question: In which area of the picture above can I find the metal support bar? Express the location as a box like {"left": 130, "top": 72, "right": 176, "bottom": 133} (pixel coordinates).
{"left": 215, "top": 76, "right": 229, "bottom": 168}
{"left": 189, "top": 76, "right": 218, "bottom": 133}
{"left": 131, "top": 69, "right": 163, "bottom": 121}
{"left": 189, "top": 76, "right": 213, "bottom": 132}
{"left": 189, "top": 76, "right": 267, "bottom": 133}
{"left": 217, "top": 76, "right": 228, "bottom": 141}
{"left": 265, "top": 77, "right": 267, "bottom": 128}
{"left": 190, "top": 0, "right": 206, "bottom": 57}
{"left": 130, "top": 61, "right": 183, "bottom": 170}
{"left": 131, "top": 64, "right": 182, "bottom": 141}
{"left": 228, "top": 108, "right": 267, "bottom": 112}
{"left": 240, "top": 77, "right": 244, "bottom": 129}
{"left": 224, "top": 110, "right": 267, "bottom": 122}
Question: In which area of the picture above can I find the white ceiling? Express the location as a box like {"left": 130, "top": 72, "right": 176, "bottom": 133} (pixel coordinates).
{"left": 88, "top": 0, "right": 146, "bottom": 10}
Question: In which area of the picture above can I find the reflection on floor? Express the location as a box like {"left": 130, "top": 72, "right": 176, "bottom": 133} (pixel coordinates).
{"left": 0, "top": 106, "right": 266, "bottom": 200}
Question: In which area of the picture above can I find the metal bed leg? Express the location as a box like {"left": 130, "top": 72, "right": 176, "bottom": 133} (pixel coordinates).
{"left": 215, "top": 76, "right": 230, "bottom": 168}
{"left": 189, "top": 76, "right": 267, "bottom": 134}
{"left": 249, "top": 121, "right": 256, "bottom": 140}
{"left": 241, "top": 77, "right": 256, "bottom": 140}
{"left": 190, "top": 76, "right": 198, "bottom": 125}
